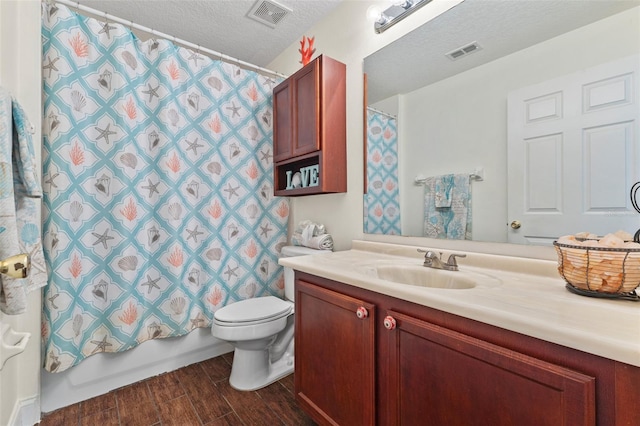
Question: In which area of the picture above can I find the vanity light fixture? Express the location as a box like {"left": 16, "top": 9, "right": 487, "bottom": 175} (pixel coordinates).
{"left": 371, "top": 0, "right": 433, "bottom": 34}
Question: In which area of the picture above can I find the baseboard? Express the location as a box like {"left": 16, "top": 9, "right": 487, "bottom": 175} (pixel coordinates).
{"left": 8, "top": 395, "right": 39, "bottom": 426}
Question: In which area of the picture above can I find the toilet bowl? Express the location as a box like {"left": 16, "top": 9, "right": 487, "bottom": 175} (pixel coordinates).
{"left": 211, "top": 245, "right": 327, "bottom": 391}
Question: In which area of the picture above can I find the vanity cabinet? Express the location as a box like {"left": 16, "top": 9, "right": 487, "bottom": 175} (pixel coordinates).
{"left": 295, "top": 279, "right": 376, "bottom": 425}
{"left": 272, "top": 55, "right": 346, "bottom": 196}
{"left": 295, "top": 272, "right": 640, "bottom": 426}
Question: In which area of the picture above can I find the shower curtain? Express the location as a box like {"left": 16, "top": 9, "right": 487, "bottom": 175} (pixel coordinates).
{"left": 41, "top": 4, "right": 288, "bottom": 373}
{"left": 364, "top": 108, "right": 400, "bottom": 235}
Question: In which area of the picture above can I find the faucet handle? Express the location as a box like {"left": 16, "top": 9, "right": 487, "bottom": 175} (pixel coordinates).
{"left": 446, "top": 253, "right": 467, "bottom": 268}
{"left": 418, "top": 249, "right": 441, "bottom": 267}
{"left": 417, "top": 249, "right": 440, "bottom": 258}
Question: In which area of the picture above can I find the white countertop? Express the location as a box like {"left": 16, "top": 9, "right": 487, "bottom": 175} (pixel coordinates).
{"left": 279, "top": 241, "right": 640, "bottom": 367}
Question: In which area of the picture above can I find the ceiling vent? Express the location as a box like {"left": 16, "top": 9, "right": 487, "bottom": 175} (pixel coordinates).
{"left": 247, "top": 0, "right": 292, "bottom": 29}
{"left": 445, "top": 41, "right": 482, "bottom": 61}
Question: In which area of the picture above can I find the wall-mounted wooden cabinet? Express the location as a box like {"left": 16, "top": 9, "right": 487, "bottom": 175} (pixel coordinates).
{"left": 273, "top": 55, "right": 346, "bottom": 196}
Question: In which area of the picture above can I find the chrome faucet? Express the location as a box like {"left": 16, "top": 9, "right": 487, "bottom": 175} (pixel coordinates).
{"left": 417, "top": 249, "right": 466, "bottom": 271}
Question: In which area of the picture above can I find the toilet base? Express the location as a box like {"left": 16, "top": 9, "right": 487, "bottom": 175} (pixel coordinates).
{"left": 228, "top": 338, "right": 294, "bottom": 391}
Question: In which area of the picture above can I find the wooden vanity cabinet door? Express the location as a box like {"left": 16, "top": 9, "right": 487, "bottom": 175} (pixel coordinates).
{"left": 295, "top": 279, "right": 376, "bottom": 426}
{"left": 384, "top": 310, "right": 596, "bottom": 426}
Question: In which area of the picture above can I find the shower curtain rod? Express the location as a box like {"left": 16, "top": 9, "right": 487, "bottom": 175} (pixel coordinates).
{"left": 366, "top": 106, "right": 397, "bottom": 119}
{"left": 53, "top": 0, "right": 288, "bottom": 79}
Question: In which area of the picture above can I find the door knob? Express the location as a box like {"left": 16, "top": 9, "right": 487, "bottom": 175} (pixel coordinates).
{"left": 510, "top": 220, "right": 521, "bottom": 230}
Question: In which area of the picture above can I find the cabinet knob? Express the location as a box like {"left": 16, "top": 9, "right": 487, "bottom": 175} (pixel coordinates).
{"left": 356, "top": 306, "right": 369, "bottom": 319}
{"left": 383, "top": 316, "right": 396, "bottom": 330}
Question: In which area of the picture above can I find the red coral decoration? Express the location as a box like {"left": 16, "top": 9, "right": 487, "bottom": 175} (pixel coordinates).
{"left": 69, "top": 141, "right": 85, "bottom": 166}
{"left": 69, "top": 254, "right": 83, "bottom": 278}
{"left": 275, "top": 276, "right": 285, "bottom": 290}
{"left": 120, "top": 197, "right": 137, "bottom": 221}
{"left": 245, "top": 162, "right": 258, "bottom": 180}
{"left": 207, "top": 286, "right": 223, "bottom": 306}
{"left": 69, "top": 33, "right": 89, "bottom": 58}
{"left": 123, "top": 97, "right": 137, "bottom": 120}
{"left": 385, "top": 180, "right": 396, "bottom": 191}
{"left": 166, "top": 152, "right": 181, "bottom": 173}
{"left": 208, "top": 114, "right": 221, "bottom": 134}
{"left": 118, "top": 301, "right": 138, "bottom": 325}
{"left": 167, "top": 60, "right": 181, "bottom": 81}
{"left": 299, "top": 36, "right": 316, "bottom": 66}
{"left": 246, "top": 84, "right": 259, "bottom": 102}
{"left": 208, "top": 200, "right": 222, "bottom": 219}
{"left": 276, "top": 201, "right": 289, "bottom": 218}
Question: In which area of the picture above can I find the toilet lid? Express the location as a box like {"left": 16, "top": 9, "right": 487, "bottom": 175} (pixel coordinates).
{"left": 214, "top": 296, "right": 292, "bottom": 324}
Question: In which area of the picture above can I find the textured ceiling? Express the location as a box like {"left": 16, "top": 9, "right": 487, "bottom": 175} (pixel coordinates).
{"left": 76, "top": 0, "right": 343, "bottom": 69}
{"left": 365, "top": 0, "right": 640, "bottom": 104}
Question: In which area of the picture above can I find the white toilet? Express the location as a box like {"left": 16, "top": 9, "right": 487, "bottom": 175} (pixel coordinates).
{"left": 211, "top": 245, "right": 325, "bottom": 391}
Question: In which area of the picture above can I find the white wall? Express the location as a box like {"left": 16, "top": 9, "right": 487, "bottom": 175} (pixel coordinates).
{"left": 268, "top": 0, "right": 463, "bottom": 251}
{"left": 0, "top": 1, "right": 43, "bottom": 425}
{"left": 400, "top": 6, "right": 640, "bottom": 240}
{"left": 270, "top": 2, "right": 639, "bottom": 249}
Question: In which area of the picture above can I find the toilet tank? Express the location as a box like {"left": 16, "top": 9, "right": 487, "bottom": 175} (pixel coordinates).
{"left": 280, "top": 246, "right": 330, "bottom": 302}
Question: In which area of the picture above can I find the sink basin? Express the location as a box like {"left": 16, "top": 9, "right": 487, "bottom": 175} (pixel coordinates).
{"left": 375, "top": 264, "right": 476, "bottom": 289}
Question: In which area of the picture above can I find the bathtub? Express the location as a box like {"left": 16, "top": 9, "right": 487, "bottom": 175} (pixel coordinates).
{"left": 40, "top": 328, "right": 232, "bottom": 413}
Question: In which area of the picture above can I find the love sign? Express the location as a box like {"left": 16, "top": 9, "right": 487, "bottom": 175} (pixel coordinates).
{"left": 286, "top": 164, "right": 319, "bottom": 190}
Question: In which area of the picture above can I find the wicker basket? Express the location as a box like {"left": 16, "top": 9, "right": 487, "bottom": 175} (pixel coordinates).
{"left": 553, "top": 241, "right": 640, "bottom": 298}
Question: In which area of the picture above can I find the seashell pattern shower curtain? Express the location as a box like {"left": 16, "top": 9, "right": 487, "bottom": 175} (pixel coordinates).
{"left": 41, "top": 4, "right": 289, "bottom": 373}
{"left": 364, "top": 109, "right": 400, "bottom": 235}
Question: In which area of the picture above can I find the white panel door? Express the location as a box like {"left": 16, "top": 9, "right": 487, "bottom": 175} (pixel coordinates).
{"left": 508, "top": 55, "right": 639, "bottom": 245}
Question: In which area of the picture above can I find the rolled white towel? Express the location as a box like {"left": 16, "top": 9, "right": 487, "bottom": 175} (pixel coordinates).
{"left": 303, "top": 234, "right": 334, "bottom": 251}
{"left": 292, "top": 223, "right": 323, "bottom": 246}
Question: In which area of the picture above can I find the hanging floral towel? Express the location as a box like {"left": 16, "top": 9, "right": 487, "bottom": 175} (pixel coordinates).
{"left": 0, "top": 87, "right": 48, "bottom": 315}
{"left": 434, "top": 174, "right": 454, "bottom": 208}
{"left": 423, "top": 174, "right": 472, "bottom": 240}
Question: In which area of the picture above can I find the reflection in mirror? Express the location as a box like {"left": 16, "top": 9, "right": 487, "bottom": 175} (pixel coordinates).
{"left": 363, "top": 0, "right": 640, "bottom": 244}
{"left": 364, "top": 106, "right": 400, "bottom": 235}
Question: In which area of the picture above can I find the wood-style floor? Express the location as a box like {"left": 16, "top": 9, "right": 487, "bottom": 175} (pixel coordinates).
{"left": 39, "top": 352, "right": 316, "bottom": 426}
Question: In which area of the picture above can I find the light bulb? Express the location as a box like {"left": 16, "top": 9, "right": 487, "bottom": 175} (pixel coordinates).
{"left": 366, "top": 5, "right": 388, "bottom": 24}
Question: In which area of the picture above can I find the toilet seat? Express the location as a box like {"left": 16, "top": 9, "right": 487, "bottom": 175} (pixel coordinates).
{"left": 214, "top": 296, "right": 293, "bottom": 327}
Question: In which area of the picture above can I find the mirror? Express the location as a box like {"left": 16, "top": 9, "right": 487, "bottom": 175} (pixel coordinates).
{"left": 363, "top": 0, "right": 640, "bottom": 244}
